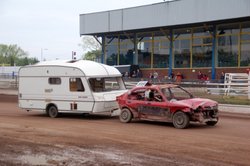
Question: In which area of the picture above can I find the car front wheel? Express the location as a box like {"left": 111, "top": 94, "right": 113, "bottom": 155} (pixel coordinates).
{"left": 173, "top": 111, "right": 190, "bottom": 129}
{"left": 119, "top": 108, "right": 132, "bottom": 123}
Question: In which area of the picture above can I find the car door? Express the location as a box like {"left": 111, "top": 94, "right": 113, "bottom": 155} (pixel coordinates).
{"left": 126, "top": 88, "right": 146, "bottom": 114}
{"left": 138, "top": 88, "right": 171, "bottom": 121}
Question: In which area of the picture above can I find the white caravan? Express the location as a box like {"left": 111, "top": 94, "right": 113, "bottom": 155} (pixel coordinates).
{"left": 18, "top": 60, "right": 127, "bottom": 118}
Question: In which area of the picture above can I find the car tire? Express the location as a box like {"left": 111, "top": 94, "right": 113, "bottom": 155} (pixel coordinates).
{"left": 173, "top": 111, "right": 190, "bottom": 129}
{"left": 47, "top": 105, "right": 58, "bottom": 118}
{"left": 206, "top": 118, "right": 219, "bottom": 126}
{"left": 120, "top": 108, "right": 132, "bottom": 123}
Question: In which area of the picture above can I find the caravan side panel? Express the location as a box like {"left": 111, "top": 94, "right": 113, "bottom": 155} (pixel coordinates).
{"left": 18, "top": 66, "right": 94, "bottom": 112}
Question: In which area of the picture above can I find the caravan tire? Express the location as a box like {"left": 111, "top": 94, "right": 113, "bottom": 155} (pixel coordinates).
{"left": 47, "top": 105, "right": 59, "bottom": 118}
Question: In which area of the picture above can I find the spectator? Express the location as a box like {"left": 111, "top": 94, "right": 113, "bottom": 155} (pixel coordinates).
{"left": 197, "top": 71, "right": 204, "bottom": 80}
{"left": 149, "top": 72, "right": 153, "bottom": 79}
{"left": 153, "top": 71, "right": 159, "bottom": 83}
{"left": 153, "top": 71, "right": 158, "bottom": 79}
{"left": 149, "top": 73, "right": 153, "bottom": 82}
{"left": 169, "top": 71, "right": 175, "bottom": 80}
{"left": 131, "top": 71, "right": 137, "bottom": 78}
{"left": 136, "top": 69, "right": 143, "bottom": 78}
{"left": 220, "top": 71, "right": 225, "bottom": 83}
{"left": 175, "top": 72, "right": 182, "bottom": 83}
{"left": 203, "top": 74, "right": 210, "bottom": 83}
{"left": 124, "top": 71, "right": 129, "bottom": 77}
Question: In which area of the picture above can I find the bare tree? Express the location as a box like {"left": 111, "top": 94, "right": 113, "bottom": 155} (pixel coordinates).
{"left": 79, "top": 36, "right": 101, "bottom": 52}
{"left": 79, "top": 36, "right": 102, "bottom": 61}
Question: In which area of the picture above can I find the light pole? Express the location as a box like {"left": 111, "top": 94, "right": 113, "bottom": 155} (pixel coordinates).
{"left": 41, "top": 48, "right": 48, "bottom": 61}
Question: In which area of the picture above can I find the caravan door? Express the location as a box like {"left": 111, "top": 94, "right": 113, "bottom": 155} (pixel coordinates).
{"left": 68, "top": 77, "right": 94, "bottom": 112}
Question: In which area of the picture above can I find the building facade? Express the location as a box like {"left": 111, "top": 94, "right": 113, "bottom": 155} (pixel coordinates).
{"left": 80, "top": 0, "right": 250, "bottom": 80}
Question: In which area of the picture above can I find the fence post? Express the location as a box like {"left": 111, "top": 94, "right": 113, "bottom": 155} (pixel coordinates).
{"left": 248, "top": 71, "right": 250, "bottom": 99}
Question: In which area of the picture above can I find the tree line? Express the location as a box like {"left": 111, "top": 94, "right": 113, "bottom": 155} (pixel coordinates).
{"left": 1, "top": 37, "right": 102, "bottom": 67}
{"left": 0, "top": 44, "right": 39, "bottom": 66}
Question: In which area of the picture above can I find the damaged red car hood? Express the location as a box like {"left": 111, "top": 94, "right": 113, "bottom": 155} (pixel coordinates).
{"left": 172, "top": 98, "right": 218, "bottom": 110}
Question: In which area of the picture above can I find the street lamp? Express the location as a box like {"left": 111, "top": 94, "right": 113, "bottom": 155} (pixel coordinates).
{"left": 41, "top": 48, "right": 48, "bottom": 61}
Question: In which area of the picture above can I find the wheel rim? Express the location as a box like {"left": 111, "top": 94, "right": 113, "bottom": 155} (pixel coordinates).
{"left": 121, "top": 111, "right": 129, "bottom": 120}
{"left": 173, "top": 112, "right": 189, "bottom": 129}
{"left": 49, "top": 107, "right": 57, "bottom": 117}
{"left": 175, "top": 114, "right": 185, "bottom": 125}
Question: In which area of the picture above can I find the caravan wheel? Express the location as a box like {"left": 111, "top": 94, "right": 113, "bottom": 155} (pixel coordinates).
{"left": 47, "top": 105, "right": 58, "bottom": 118}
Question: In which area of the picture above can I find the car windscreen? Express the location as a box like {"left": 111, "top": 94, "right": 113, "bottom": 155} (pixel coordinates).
{"left": 89, "top": 77, "right": 126, "bottom": 92}
{"left": 161, "top": 87, "right": 193, "bottom": 100}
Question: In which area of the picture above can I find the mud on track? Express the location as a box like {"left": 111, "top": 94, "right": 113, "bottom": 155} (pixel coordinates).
{"left": 0, "top": 94, "right": 17, "bottom": 103}
{"left": 1, "top": 94, "right": 250, "bottom": 166}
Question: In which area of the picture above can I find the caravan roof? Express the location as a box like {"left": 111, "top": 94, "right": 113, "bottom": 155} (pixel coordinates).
{"left": 22, "top": 60, "right": 122, "bottom": 77}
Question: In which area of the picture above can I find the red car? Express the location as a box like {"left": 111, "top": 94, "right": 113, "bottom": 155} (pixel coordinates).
{"left": 116, "top": 83, "right": 219, "bottom": 129}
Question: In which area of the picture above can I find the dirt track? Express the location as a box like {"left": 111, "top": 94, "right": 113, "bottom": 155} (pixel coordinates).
{"left": 0, "top": 94, "right": 250, "bottom": 166}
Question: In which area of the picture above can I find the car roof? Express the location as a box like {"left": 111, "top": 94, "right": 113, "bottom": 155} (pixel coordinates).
{"left": 133, "top": 84, "right": 179, "bottom": 90}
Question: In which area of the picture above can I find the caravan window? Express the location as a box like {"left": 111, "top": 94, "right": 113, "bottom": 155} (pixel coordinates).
{"left": 48, "top": 77, "right": 61, "bottom": 85}
{"left": 89, "top": 77, "right": 125, "bottom": 92}
{"left": 69, "top": 78, "right": 85, "bottom": 92}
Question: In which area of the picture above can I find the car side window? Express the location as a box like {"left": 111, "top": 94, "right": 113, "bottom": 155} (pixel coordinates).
{"left": 162, "top": 88, "right": 172, "bottom": 101}
{"left": 169, "top": 87, "right": 191, "bottom": 100}
{"left": 128, "top": 89, "right": 145, "bottom": 101}
{"left": 145, "top": 89, "right": 163, "bottom": 102}
{"left": 153, "top": 90, "right": 163, "bottom": 102}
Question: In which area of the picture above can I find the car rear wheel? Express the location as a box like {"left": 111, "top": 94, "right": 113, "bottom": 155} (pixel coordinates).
{"left": 173, "top": 111, "right": 190, "bottom": 129}
{"left": 119, "top": 108, "right": 132, "bottom": 123}
{"left": 206, "top": 118, "right": 219, "bottom": 126}
{"left": 47, "top": 105, "right": 58, "bottom": 118}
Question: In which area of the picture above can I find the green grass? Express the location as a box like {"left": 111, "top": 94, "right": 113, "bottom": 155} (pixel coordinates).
{"left": 212, "top": 95, "right": 250, "bottom": 105}
{"left": 192, "top": 92, "right": 250, "bottom": 105}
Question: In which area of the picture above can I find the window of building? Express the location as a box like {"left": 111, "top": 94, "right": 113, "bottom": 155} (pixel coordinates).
{"left": 173, "top": 28, "right": 191, "bottom": 68}
{"left": 48, "top": 77, "right": 61, "bottom": 85}
{"left": 105, "top": 36, "right": 118, "bottom": 65}
{"left": 217, "top": 23, "right": 239, "bottom": 67}
{"left": 153, "top": 31, "right": 170, "bottom": 68}
{"left": 240, "top": 22, "right": 250, "bottom": 66}
{"left": 119, "top": 35, "right": 134, "bottom": 65}
{"left": 192, "top": 46, "right": 212, "bottom": 67}
{"left": 192, "top": 26, "right": 213, "bottom": 67}
{"left": 137, "top": 33, "right": 153, "bottom": 68}
{"left": 69, "top": 78, "right": 84, "bottom": 92}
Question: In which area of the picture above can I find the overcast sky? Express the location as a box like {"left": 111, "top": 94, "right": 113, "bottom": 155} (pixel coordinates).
{"left": 0, "top": 0, "right": 165, "bottom": 61}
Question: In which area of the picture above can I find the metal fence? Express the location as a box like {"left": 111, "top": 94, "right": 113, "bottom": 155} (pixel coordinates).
{"left": 0, "top": 74, "right": 18, "bottom": 89}
{"left": 0, "top": 76, "right": 249, "bottom": 98}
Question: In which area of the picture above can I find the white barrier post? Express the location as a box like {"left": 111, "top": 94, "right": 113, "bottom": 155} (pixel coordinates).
{"left": 248, "top": 70, "right": 250, "bottom": 99}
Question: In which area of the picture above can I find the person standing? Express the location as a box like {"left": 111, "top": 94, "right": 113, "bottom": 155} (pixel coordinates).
{"left": 175, "top": 72, "right": 182, "bottom": 83}
{"left": 220, "top": 71, "right": 225, "bottom": 83}
{"left": 131, "top": 71, "right": 137, "bottom": 78}
{"left": 136, "top": 69, "right": 143, "bottom": 78}
{"left": 197, "top": 71, "right": 203, "bottom": 80}
{"left": 153, "top": 71, "right": 159, "bottom": 83}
